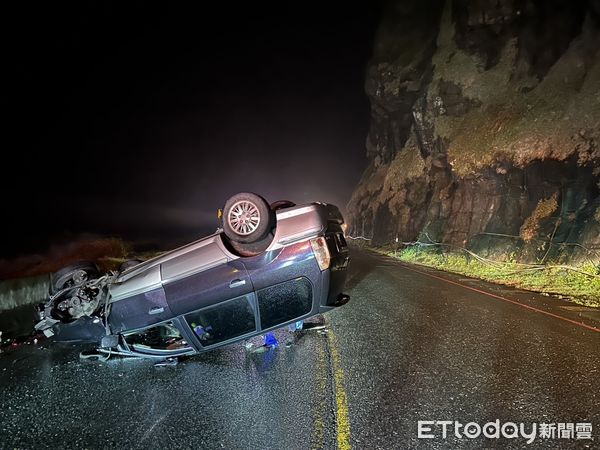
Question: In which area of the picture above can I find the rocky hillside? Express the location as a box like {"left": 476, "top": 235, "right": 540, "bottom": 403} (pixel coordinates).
{"left": 348, "top": 0, "right": 600, "bottom": 264}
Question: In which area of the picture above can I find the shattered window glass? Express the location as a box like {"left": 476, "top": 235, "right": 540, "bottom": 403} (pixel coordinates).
{"left": 185, "top": 295, "right": 255, "bottom": 346}
{"left": 123, "top": 321, "right": 190, "bottom": 351}
{"left": 257, "top": 277, "right": 312, "bottom": 329}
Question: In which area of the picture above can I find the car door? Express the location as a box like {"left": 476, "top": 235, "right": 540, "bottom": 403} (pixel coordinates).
{"left": 109, "top": 266, "right": 174, "bottom": 333}
{"left": 163, "top": 259, "right": 253, "bottom": 316}
{"left": 163, "top": 260, "right": 258, "bottom": 349}
{"left": 242, "top": 241, "right": 321, "bottom": 331}
{"left": 181, "top": 293, "right": 258, "bottom": 348}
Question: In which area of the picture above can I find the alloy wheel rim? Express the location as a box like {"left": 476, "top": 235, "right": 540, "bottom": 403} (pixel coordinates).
{"left": 228, "top": 200, "right": 261, "bottom": 235}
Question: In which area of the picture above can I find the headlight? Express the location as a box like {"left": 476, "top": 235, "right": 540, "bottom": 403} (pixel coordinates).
{"left": 310, "top": 236, "right": 331, "bottom": 271}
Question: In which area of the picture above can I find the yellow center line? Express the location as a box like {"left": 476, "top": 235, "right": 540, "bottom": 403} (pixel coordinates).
{"left": 328, "top": 329, "right": 352, "bottom": 450}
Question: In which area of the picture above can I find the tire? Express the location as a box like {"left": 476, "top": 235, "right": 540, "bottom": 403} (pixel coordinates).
{"left": 228, "top": 232, "right": 274, "bottom": 257}
{"left": 119, "top": 259, "right": 143, "bottom": 273}
{"left": 222, "top": 192, "right": 273, "bottom": 244}
{"left": 50, "top": 261, "right": 99, "bottom": 295}
{"left": 270, "top": 200, "right": 296, "bottom": 211}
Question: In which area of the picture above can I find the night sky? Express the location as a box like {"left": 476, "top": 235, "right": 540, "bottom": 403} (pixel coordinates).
{"left": 4, "top": 2, "right": 382, "bottom": 258}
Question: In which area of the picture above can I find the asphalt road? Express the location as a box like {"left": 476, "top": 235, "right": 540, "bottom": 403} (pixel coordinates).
{"left": 1, "top": 248, "right": 599, "bottom": 449}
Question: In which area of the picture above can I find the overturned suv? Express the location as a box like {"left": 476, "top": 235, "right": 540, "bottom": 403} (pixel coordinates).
{"left": 34, "top": 193, "right": 350, "bottom": 358}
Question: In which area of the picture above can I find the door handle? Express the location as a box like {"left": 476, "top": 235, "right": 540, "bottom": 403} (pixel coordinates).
{"left": 229, "top": 279, "right": 246, "bottom": 288}
{"left": 148, "top": 306, "right": 164, "bottom": 315}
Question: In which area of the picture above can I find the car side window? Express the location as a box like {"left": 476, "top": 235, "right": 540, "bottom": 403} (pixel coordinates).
{"left": 123, "top": 321, "right": 191, "bottom": 351}
{"left": 185, "top": 295, "right": 256, "bottom": 347}
{"left": 257, "top": 277, "right": 312, "bottom": 329}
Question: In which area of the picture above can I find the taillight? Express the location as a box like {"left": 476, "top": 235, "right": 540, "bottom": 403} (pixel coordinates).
{"left": 310, "top": 236, "right": 331, "bottom": 271}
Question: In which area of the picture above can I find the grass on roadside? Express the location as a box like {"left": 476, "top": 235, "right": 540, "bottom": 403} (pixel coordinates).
{"left": 379, "top": 246, "right": 600, "bottom": 307}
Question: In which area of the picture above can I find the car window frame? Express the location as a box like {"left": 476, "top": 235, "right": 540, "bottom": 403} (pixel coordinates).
{"left": 181, "top": 292, "right": 260, "bottom": 350}
{"left": 120, "top": 316, "right": 196, "bottom": 357}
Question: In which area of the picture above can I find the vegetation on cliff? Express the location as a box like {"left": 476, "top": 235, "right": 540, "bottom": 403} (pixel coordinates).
{"left": 348, "top": 0, "right": 600, "bottom": 305}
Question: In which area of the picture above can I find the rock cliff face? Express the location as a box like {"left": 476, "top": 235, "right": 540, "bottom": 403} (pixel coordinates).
{"left": 348, "top": 0, "right": 600, "bottom": 263}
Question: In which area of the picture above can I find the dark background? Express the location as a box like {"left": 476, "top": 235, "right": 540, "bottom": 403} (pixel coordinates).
{"left": 3, "top": 2, "right": 383, "bottom": 258}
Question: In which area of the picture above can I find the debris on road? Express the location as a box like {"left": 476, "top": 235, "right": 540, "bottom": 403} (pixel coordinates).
{"left": 301, "top": 323, "right": 328, "bottom": 332}
{"left": 244, "top": 332, "right": 280, "bottom": 354}
{"left": 0, "top": 330, "right": 46, "bottom": 354}
{"left": 263, "top": 333, "right": 279, "bottom": 348}
{"left": 79, "top": 349, "right": 110, "bottom": 362}
{"left": 288, "top": 320, "right": 304, "bottom": 332}
{"left": 154, "top": 357, "right": 178, "bottom": 367}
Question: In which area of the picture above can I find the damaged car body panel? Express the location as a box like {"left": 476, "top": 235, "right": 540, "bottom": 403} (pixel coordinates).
{"left": 34, "top": 197, "right": 350, "bottom": 358}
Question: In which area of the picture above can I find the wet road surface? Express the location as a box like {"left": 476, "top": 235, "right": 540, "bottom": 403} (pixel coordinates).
{"left": 1, "top": 249, "right": 599, "bottom": 449}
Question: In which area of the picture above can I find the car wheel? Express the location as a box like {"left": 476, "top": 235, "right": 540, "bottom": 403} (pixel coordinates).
{"left": 50, "top": 261, "right": 99, "bottom": 295}
{"left": 228, "top": 232, "right": 274, "bottom": 257}
{"left": 119, "top": 259, "right": 143, "bottom": 273}
{"left": 222, "top": 192, "right": 273, "bottom": 244}
{"left": 270, "top": 200, "right": 296, "bottom": 211}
